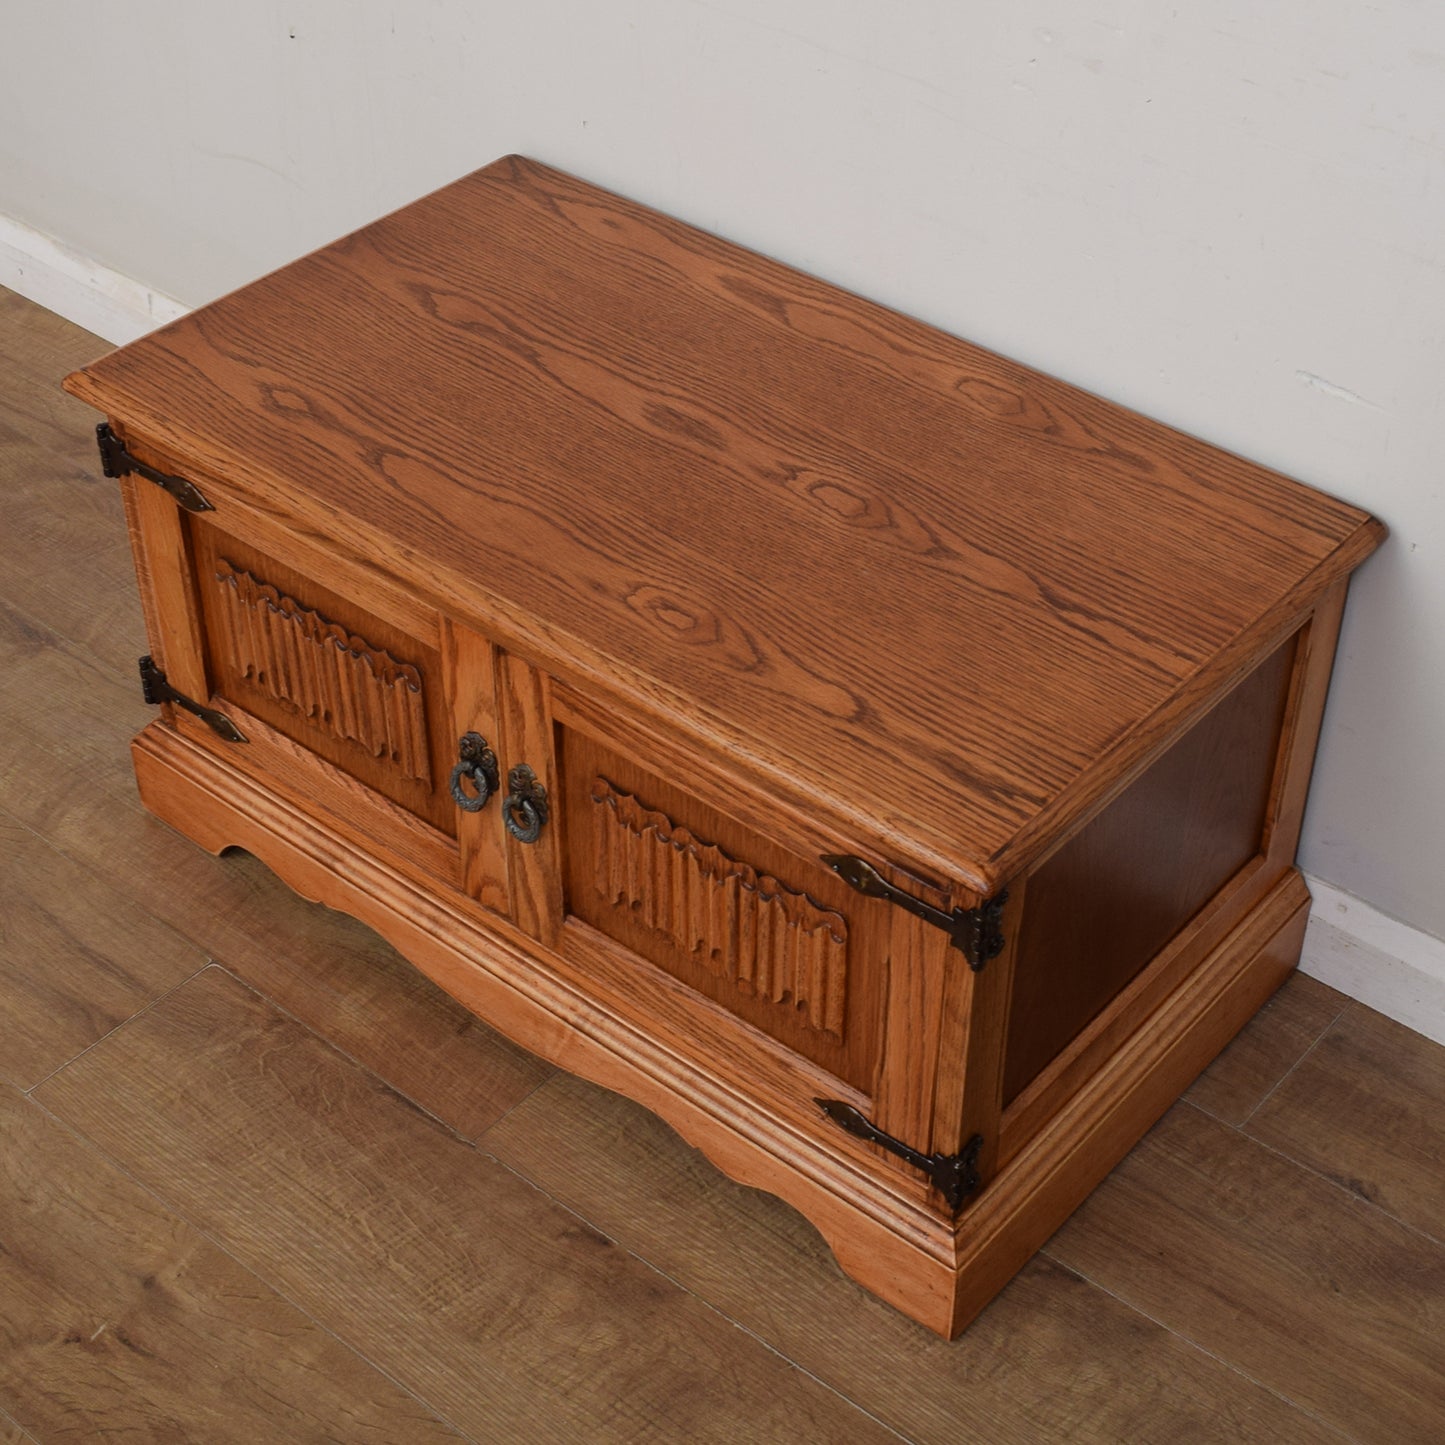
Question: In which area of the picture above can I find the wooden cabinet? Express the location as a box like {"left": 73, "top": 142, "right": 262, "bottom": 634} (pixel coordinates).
{"left": 65, "top": 156, "right": 1384, "bottom": 1338}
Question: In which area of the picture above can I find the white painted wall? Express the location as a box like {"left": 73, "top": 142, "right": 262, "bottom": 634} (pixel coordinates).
{"left": 3, "top": 3, "right": 1442, "bottom": 944}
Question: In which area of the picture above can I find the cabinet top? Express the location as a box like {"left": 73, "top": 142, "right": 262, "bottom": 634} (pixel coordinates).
{"left": 66, "top": 156, "right": 1383, "bottom": 896}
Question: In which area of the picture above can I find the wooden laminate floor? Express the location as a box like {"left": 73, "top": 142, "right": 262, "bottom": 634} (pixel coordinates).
{"left": 2, "top": 286, "right": 1443, "bottom": 1443}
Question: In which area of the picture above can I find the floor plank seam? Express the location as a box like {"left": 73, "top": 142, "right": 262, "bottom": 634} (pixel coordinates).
{"left": 0, "top": 760, "right": 147, "bottom": 867}
{"left": 475, "top": 1147, "right": 921, "bottom": 1445}
{"left": 0, "top": 1401, "right": 42, "bottom": 1444}
{"left": 20, "top": 957, "right": 214, "bottom": 1099}
{"left": 156, "top": 962, "right": 917, "bottom": 1440}
{"left": 465, "top": 1066, "right": 557, "bottom": 1142}
{"left": 0, "top": 574, "right": 142, "bottom": 686}
{"left": 1033, "top": 1250, "right": 1364, "bottom": 1445}
{"left": 19, "top": 966, "right": 901, "bottom": 1445}
{"left": 1236, "top": 998, "right": 1353, "bottom": 1132}
{"left": 1223, "top": 1107, "right": 1445, "bottom": 1255}
{"left": 19, "top": 1089, "right": 480, "bottom": 1445}
{"left": 205, "top": 962, "right": 489, "bottom": 1147}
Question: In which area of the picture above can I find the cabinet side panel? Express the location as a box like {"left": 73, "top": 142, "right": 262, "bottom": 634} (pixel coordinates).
{"left": 1002, "top": 637, "right": 1296, "bottom": 1105}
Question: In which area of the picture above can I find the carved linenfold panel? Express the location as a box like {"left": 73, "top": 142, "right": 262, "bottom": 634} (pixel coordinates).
{"left": 589, "top": 777, "right": 848, "bottom": 1037}
{"left": 212, "top": 559, "right": 431, "bottom": 783}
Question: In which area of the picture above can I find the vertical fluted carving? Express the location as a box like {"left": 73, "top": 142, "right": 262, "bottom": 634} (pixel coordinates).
{"left": 589, "top": 777, "right": 848, "bottom": 1038}
{"left": 212, "top": 560, "right": 431, "bottom": 784}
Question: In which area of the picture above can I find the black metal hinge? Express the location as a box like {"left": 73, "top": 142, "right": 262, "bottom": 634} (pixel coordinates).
{"left": 821, "top": 854, "right": 1008, "bottom": 970}
{"left": 139, "top": 656, "right": 246, "bottom": 743}
{"left": 817, "top": 1099, "right": 983, "bottom": 1213}
{"left": 97, "top": 423, "right": 214, "bottom": 513}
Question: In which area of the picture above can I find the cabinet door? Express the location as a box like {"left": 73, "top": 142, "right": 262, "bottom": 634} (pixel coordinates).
{"left": 523, "top": 680, "right": 1017, "bottom": 1182}
{"left": 491, "top": 674, "right": 894, "bottom": 1098}
{"left": 117, "top": 436, "right": 461, "bottom": 888}
{"left": 560, "top": 729, "right": 891, "bottom": 1093}
{"left": 188, "top": 525, "right": 455, "bottom": 831}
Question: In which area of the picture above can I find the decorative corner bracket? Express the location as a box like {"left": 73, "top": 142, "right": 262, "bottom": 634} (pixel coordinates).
{"left": 817, "top": 1099, "right": 983, "bottom": 1213}
{"left": 139, "top": 656, "right": 246, "bottom": 743}
{"left": 821, "top": 854, "right": 1007, "bottom": 970}
{"left": 97, "top": 422, "right": 214, "bottom": 513}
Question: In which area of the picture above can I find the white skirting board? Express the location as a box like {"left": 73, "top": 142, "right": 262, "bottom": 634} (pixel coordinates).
{"left": 1301, "top": 876, "right": 1445, "bottom": 1046}
{"left": 6, "top": 210, "right": 1444, "bottom": 1047}
{"left": 0, "top": 210, "right": 189, "bottom": 345}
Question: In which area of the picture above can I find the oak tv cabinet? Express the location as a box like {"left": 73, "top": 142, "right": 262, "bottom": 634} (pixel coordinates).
{"left": 65, "top": 156, "right": 1383, "bottom": 1337}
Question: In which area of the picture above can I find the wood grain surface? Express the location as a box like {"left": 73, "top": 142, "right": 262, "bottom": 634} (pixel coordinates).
{"left": 63, "top": 156, "right": 1384, "bottom": 893}
{"left": 124, "top": 718, "right": 962, "bottom": 1300}
{"left": 0, "top": 1085, "right": 463, "bottom": 1443}
{"left": 1048, "top": 1103, "right": 1445, "bottom": 1442}
{"left": 3, "top": 739, "right": 552, "bottom": 1144}
{"left": 122, "top": 472, "right": 210, "bottom": 705}
{"left": 1184, "top": 970, "right": 1348, "bottom": 1126}
{"left": 495, "top": 649, "right": 565, "bottom": 946}
{"left": 484, "top": 1073, "right": 1343, "bottom": 1445}
{"left": 0, "top": 814, "right": 202, "bottom": 1090}
{"left": 441, "top": 617, "right": 510, "bottom": 913}
{"left": 55, "top": 160, "right": 1381, "bottom": 1337}
{"left": 560, "top": 725, "right": 889, "bottom": 1092}
{"left": 119, "top": 710, "right": 1328, "bottom": 1338}
{"left": 34, "top": 967, "right": 902, "bottom": 1445}
{"left": 1002, "top": 635, "right": 1295, "bottom": 1102}
{"left": 0, "top": 1409, "right": 36, "bottom": 1444}
{"left": 1246, "top": 1004, "right": 1445, "bottom": 1241}
{"left": 9, "top": 279, "right": 1434, "bottom": 1439}
{"left": 0, "top": 538, "right": 551, "bottom": 1142}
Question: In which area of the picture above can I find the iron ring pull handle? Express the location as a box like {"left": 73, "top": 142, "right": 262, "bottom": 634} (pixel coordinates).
{"left": 503, "top": 764, "right": 549, "bottom": 844}
{"left": 449, "top": 732, "right": 500, "bottom": 813}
